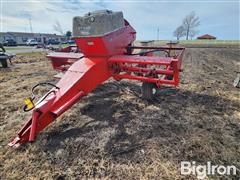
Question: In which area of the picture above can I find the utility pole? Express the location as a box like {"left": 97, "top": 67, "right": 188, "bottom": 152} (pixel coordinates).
{"left": 29, "top": 18, "right": 33, "bottom": 33}
{"left": 157, "top": 27, "right": 159, "bottom": 41}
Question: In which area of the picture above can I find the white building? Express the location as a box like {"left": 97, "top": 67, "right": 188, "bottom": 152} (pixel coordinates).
{"left": 0, "top": 32, "right": 67, "bottom": 45}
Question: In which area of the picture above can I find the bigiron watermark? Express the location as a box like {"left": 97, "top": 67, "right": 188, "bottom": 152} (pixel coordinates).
{"left": 180, "top": 161, "right": 237, "bottom": 179}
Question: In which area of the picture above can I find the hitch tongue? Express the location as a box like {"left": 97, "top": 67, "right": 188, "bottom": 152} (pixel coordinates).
{"left": 8, "top": 136, "right": 21, "bottom": 148}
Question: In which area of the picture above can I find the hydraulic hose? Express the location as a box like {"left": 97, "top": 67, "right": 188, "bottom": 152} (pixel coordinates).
{"left": 23, "top": 82, "right": 59, "bottom": 112}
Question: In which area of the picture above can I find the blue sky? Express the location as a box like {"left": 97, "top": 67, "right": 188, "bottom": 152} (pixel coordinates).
{"left": 0, "top": 0, "right": 239, "bottom": 40}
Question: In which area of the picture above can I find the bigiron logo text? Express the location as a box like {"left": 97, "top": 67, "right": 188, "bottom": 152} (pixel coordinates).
{"left": 180, "top": 161, "right": 237, "bottom": 179}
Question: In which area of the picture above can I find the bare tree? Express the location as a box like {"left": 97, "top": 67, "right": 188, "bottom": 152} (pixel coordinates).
{"left": 173, "top": 25, "right": 185, "bottom": 40}
{"left": 182, "top": 11, "right": 200, "bottom": 40}
{"left": 53, "top": 20, "right": 64, "bottom": 35}
{"left": 189, "top": 29, "right": 199, "bottom": 40}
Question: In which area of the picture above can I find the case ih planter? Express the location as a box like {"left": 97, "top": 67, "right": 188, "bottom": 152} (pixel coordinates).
{"left": 9, "top": 10, "right": 185, "bottom": 147}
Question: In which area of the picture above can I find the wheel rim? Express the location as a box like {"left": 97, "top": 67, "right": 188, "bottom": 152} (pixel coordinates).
{"left": 152, "top": 88, "right": 157, "bottom": 95}
{"left": 233, "top": 77, "right": 240, "bottom": 87}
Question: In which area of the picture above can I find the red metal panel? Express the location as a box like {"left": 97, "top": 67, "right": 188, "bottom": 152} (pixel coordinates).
{"left": 47, "top": 52, "right": 83, "bottom": 71}
{"left": 9, "top": 57, "right": 111, "bottom": 147}
{"left": 47, "top": 52, "right": 83, "bottom": 59}
{"left": 112, "top": 74, "right": 175, "bottom": 85}
{"left": 109, "top": 55, "right": 176, "bottom": 65}
{"left": 74, "top": 23, "right": 136, "bottom": 57}
{"left": 118, "top": 65, "right": 174, "bottom": 76}
{"left": 29, "top": 111, "right": 40, "bottom": 141}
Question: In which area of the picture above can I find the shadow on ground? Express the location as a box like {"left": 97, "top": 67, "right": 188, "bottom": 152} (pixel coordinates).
{"left": 37, "top": 81, "right": 239, "bottom": 179}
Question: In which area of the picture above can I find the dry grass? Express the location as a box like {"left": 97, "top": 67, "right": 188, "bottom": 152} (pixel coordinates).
{"left": 0, "top": 47, "right": 239, "bottom": 179}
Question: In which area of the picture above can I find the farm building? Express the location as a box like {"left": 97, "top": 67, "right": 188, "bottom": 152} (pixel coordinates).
{"left": 0, "top": 32, "right": 67, "bottom": 45}
{"left": 197, "top": 34, "right": 217, "bottom": 40}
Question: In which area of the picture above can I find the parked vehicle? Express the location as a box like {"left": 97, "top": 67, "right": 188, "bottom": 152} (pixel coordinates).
{"left": 47, "top": 39, "right": 60, "bottom": 45}
{"left": 36, "top": 43, "right": 46, "bottom": 49}
{"left": 26, "top": 39, "right": 38, "bottom": 46}
{"left": 62, "top": 40, "right": 76, "bottom": 45}
{"left": 3, "top": 39, "right": 17, "bottom": 46}
{"left": 66, "top": 40, "right": 75, "bottom": 44}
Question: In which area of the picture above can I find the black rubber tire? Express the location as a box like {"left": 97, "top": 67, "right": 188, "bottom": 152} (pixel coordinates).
{"left": 1, "top": 59, "right": 8, "bottom": 68}
{"left": 126, "top": 44, "right": 133, "bottom": 55}
{"left": 141, "top": 82, "right": 158, "bottom": 100}
{"left": 166, "top": 75, "right": 173, "bottom": 80}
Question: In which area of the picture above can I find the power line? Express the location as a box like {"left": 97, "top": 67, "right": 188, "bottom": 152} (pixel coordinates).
{"left": 29, "top": 18, "right": 33, "bottom": 33}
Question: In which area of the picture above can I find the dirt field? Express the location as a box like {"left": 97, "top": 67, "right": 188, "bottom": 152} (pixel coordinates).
{"left": 0, "top": 48, "right": 239, "bottom": 179}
